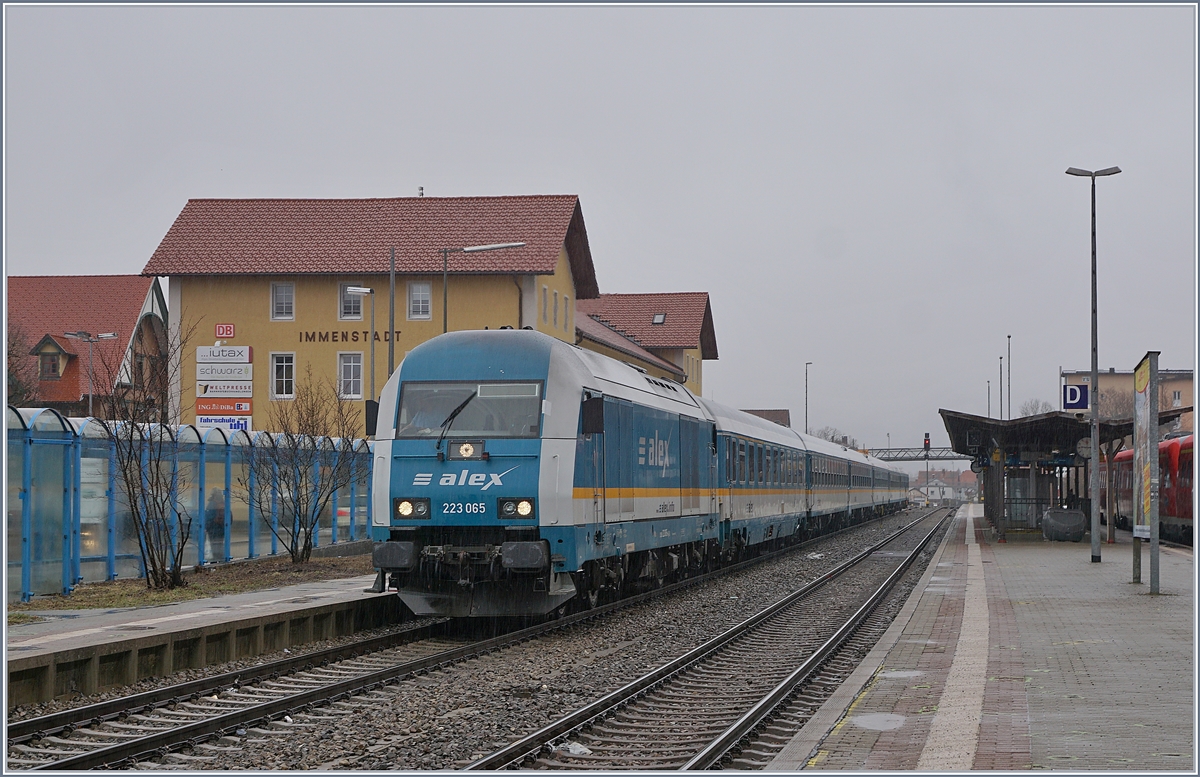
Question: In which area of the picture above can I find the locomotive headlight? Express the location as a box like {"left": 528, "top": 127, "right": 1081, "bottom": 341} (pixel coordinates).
{"left": 457, "top": 442, "right": 475, "bottom": 459}
{"left": 497, "top": 498, "right": 535, "bottom": 519}
{"left": 394, "top": 497, "right": 431, "bottom": 520}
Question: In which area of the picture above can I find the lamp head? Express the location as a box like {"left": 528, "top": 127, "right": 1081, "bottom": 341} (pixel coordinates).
{"left": 1065, "top": 167, "right": 1093, "bottom": 177}
{"left": 462, "top": 242, "right": 526, "bottom": 253}
{"left": 345, "top": 286, "right": 374, "bottom": 295}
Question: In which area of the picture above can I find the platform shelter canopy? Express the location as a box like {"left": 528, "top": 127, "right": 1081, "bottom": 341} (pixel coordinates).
{"left": 939, "top": 407, "right": 1192, "bottom": 459}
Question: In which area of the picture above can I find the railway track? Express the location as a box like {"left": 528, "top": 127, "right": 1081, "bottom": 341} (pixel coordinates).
{"left": 465, "top": 508, "right": 949, "bottom": 770}
{"left": 5, "top": 509, "right": 920, "bottom": 771}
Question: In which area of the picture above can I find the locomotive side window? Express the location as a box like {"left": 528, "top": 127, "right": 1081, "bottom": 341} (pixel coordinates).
{"left": 396, "top": 381, "right": 542, "bottom": 438}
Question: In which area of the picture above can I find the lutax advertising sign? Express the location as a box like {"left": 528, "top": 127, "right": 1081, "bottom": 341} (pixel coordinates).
{"left": 196, "top": 345, "right": 252, "bottom": 363}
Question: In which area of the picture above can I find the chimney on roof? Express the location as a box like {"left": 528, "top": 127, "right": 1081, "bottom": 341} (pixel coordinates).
{"left": 418, "top": 186, "right": 424, "bottom": 197}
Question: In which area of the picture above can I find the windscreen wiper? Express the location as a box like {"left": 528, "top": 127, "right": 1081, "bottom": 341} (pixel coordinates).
{"left": 436, "top": 391, "right": 477, "bottom": 451}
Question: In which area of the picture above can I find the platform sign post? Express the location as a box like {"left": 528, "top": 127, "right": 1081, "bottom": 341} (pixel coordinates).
{"left": 1132, "top": 351, "right": 1160, "bottom": 593}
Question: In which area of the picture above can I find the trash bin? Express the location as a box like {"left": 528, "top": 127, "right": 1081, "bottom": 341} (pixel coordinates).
{"left": 1042, "top": 508, "right": 1087, "bottom": 542}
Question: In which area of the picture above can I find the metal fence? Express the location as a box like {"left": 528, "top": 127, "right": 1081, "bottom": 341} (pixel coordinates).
{"left": 6, "top": 407, "right": 373, "bottom": 602}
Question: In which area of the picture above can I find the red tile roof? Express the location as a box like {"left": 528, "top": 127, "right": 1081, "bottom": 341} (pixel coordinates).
{"left": 7, "top": 275, "right": 156, "bottom": 405}
{"left": 575, "top": 292, "right": 718, "bottom": 358}
{"left": 574, "top": 312, "right": 687, "bottom": 381}
{"left": 142, "top": 195, "right": 600, "bottom": 298}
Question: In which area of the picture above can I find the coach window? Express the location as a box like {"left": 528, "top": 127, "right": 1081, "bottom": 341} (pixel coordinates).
{"left": 757, "top": 444, "right": 764, "bottom": 484}
{"left": 738, "top": 440, "right": 746, "bottom": 484}
{"left": 271, "top": 282, "right": 294, "bottom": 321}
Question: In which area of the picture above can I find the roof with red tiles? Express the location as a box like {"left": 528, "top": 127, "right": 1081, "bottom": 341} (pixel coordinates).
{"left": 7, "top": 275, "right": 159, "bottom": 404}
{"left": 142, "top": 195, "right": 600, "bottom": 298}
{"left": 575, "top": 292, "right": 718, "bottom": 358}
{"left": 574, "top": 312, "right": 686, "bottom": 381}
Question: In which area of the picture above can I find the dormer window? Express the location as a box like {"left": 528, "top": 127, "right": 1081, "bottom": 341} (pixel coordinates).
{"left": 652, "top": 313, "right": 666, "bottom": 325}
{"left": 40, "top": 353, "right": 60, "bottom": 379}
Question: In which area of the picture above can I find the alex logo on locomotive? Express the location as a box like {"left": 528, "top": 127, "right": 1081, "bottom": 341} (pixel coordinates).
{"left": 639, "top": 431, "right": 672, "bottom": 471}
{"left": 411, "top": 465, "right": 520, "bottom": 490}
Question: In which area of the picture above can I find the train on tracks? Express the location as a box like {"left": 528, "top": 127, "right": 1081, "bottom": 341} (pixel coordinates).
{"left": 1102, "top": 433, "right": 1193, "bottom": 545}
{"left": 370, "top": 330, "right": 909, "bottom": 617}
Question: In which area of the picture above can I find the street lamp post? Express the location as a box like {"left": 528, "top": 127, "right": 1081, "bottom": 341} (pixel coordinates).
{"left": 440, "top": 242, "right": 526, "bottom": 333}
{"left": 345, "top": 287, "right": 376, "bottom": 401}
{"left": 1067, "top": 165, "right": 1121, "bottom": 563}
{"left": 63, "top": 331, "right": 118, "bottom": 417}
{"left": 988, "top": 380, "right": 991, "bottom": 418}
{"left": 1007, "top": 334, "right": 1012, "bottom": 419}
{"left": 805, "top": 362, "right": 813, "bottom": 434}
{"left": 999, "top": 356, "right": 1004, "bottom": 420}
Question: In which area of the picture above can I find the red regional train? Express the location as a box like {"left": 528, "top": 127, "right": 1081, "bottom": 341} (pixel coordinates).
{"left": 1101, "top": 434, "right": 1193, "bottom": 544}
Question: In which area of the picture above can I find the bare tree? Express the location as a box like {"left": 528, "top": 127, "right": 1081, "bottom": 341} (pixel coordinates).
{"left": 1018, "top": 398, "right": 1055, "bottom": 417}
{"left": 95, "top": 313, "right": 198, "bottom": 589}
{"left": 236, "top": 365, "right": 361, "bottom": 563}
{"left": 6, "top": 321, "right": 41, "bottom": 406}
{"left": 812, "top": 425, "right": 859, "bottom": 449}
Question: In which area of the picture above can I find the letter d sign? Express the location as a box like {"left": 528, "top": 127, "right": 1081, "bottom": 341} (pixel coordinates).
{"left": 1063, "top": 384, "right": 1089, "bottom": 410}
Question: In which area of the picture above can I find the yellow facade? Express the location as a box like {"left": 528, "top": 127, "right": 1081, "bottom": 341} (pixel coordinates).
{"left": 173, "top": 250, "right": 580, "bottom": 436}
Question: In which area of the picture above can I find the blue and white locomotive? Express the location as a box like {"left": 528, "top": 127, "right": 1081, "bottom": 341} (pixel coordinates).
{"left": 370, "top": 330, "right": 908, "bottom": 617}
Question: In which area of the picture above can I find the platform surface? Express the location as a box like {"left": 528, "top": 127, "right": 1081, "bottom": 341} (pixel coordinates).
{"left": 7, "top": 573, "right": 380, "bottom": 661}
{"left": 768, "top": 504, "right": 1195, "bottom": 771}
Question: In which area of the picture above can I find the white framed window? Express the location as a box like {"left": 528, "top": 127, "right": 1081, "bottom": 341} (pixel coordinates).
{"left": 339, "top": 283, "right": 363, "bottom": 320}
{"left": 408, "top": 282, "right": 431, "bottom": 320}
{"left": 563, "top": 296, "right": 570, "bottom": 332}
{"left": 553, "top": 290, "right": 559, "bottom": 328}
{"left": 338, "top": 353, "right": 363, "bottom": 399}
{"left": 271, "top": 353, "right": 295, "bottom": 399}
{"left": 1173, "top": 390, "right": 1182, "bottom": 407}
{"left": 271, "top": 282, "right": 294, "bottom": 320}
{"left": 542, "top": 286, "right": 548, "bottom": 323}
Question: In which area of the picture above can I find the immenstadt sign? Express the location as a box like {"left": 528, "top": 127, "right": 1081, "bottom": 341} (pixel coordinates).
{"left": 1063, "top": 383, "right": 1089, "bottom": 410}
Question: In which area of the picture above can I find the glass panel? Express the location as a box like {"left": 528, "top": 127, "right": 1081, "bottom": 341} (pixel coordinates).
{"left": 7, "top": 431, "right": 24, "bottom": 599}
{"left": 396, "top": 381, "right": 542, "bottom": 438}
{"left": 29, "top": 439, "right": 69, "bottom": 595}
{"left": 78, "top": 437, "right": 111, "bottom": 583}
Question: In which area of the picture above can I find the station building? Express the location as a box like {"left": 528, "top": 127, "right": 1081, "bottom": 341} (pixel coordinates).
{"left": 575, "top": 292, "right": 717, "bottom": 396}
{"left": 1061, "top": 366, "right": 1193, "bottom": 434}
{"left": 6, "top": 275, "right": 169, "bottom": 419}
{"left": 141, "top": 195, "right": 719, "bottom": 437}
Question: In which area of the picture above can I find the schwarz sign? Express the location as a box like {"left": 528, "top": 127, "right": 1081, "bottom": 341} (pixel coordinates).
{"left": 197, "top": 363, "right": 253, "bottom": 380}
{"left": 1063, "top": 383, "right": 1089, "bottom": 410}
{"left": 197, "top": 345, "right": 252, "bottom": 363}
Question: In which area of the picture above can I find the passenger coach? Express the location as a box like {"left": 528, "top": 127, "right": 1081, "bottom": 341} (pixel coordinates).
{"left": 371, "top": 330, "right": 908, "bottom": 617}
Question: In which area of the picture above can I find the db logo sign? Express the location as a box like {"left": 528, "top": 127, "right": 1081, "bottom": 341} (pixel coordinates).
{"left": 215, "top": 324, "right": 235, "bottom": 338}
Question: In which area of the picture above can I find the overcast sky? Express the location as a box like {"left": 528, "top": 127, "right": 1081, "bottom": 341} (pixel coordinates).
{"left": 4, "top": 4, "right": 1196, "bottom": 469}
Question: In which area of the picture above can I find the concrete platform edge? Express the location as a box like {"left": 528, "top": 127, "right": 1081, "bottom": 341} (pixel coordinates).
{"left": 765, "top": 512, "right": 957, "bottom": 771}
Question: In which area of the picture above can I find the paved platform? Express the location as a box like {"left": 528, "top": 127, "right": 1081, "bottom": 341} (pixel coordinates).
{"left": 6, "top": 573, "right": 401, "bottom": 707}
{"left": 768, "top": 504, "right": 1195, "bottom": 771}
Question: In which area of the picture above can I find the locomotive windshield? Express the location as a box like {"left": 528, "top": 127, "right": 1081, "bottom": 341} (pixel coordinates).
{"left": 396, "top": 381, "right": 542, "bottom": 438}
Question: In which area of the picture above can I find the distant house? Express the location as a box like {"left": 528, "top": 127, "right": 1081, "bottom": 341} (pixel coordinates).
{"left": 741, "top": 409, "right": 792, "bottom": 428}
{"left": 575, "top": 292, "right": 718, "bottom": 396}
{"left": 6, "top": 275, "right": 169, "bottom": 419}
{"left": 913, "top": 468, "right": 978, "bottom": 502}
